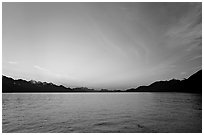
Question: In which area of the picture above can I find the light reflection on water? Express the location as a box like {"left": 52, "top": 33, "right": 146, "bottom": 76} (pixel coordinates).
{"left": 2, "top": 92, "right": 202, "bottom": 133}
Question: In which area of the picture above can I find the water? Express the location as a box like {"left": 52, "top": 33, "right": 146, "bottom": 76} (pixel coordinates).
{"left": 2, "top": 92, "right": 202, "bottom": 133}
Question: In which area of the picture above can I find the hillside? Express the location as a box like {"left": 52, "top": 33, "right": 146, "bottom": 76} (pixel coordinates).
{"left": 2, "top": 70, "right": 202, "bottom": 93}
{"left": 126, "top": 70, "right": 202, "bottom": 93}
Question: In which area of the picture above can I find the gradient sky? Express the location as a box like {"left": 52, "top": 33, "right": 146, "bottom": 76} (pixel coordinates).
{"left": 2, "top": 2, "right": 202, "bottom": 89}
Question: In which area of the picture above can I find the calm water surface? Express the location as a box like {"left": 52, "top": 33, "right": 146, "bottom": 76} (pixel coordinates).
{"left": 2, "top": 92, "right": 202, "bottom": 133}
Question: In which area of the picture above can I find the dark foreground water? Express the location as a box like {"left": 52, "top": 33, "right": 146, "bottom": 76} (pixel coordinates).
{"left": 2, "top": 92, "right": 202, "bottom": 133}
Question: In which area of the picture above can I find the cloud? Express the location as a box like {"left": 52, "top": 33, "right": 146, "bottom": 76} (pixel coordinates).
{"left": 188, "top": 55, "right": 202, "bottom": 62}
{"left": 164, "top": 3, "right": 201, "bottom": 49}
{"left": 34, "top": 65, "right": 60, "bottom": 77}
{"left": 181, "top": 72, "right": 186, "bottom": 75}
{"left": 33, "top": 65, "right": 74, "bottom": 80}
{"left": 8, "top": 61, "right": 18, "bottom": 65}
{"left": 34, "top": 65, "right": 49, "bottom": 73}
{"left": 33, "top": 65, "right": 79, "bottom": 83}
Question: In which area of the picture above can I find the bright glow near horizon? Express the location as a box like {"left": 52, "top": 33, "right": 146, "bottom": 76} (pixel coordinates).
{"left": 3, "top": 3, "right": 202, "bottom": 89}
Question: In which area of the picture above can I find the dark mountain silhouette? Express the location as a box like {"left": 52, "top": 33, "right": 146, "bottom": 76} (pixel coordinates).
{"left": 2, "top": 70, "right": 202, "bottom": 93}
{"left": 2, "top": 76, "right": 96, "bottom": 93}
{"left": 2, "top": 76, "right": 72, "bottom": 93}
{"left": 126, "top": 70, "right": 202, "bottom": 93}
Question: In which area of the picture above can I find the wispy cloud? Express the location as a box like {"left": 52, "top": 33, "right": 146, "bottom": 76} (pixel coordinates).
{"left": 8, "top": 61, "right": 18, "bottom": 65}
{"left": 34, "top": 65, "right": 49, "bottom": 73}
{"left": 34, "top": 65, "right": 62, "bottom": 79}
{"left": 165, "top": 3, "right": 201, "bottom": 50}
{"left": 33, "top": 65, "right": 79, "bottom": 84}
{"left": 181, "top": 72, "right": 186, "bottom": 75}
{"left": 188, "top": 55, "right": 202, "bottom": 62}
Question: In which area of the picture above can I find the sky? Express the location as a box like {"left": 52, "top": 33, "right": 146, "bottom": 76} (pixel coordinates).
{"left": 2, "top": 2, "right": 202, "bottom": 90}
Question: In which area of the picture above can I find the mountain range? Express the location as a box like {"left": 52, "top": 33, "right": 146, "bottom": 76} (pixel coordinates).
{"left": 2, "top": 70, "right": 202, "bottom": 93}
